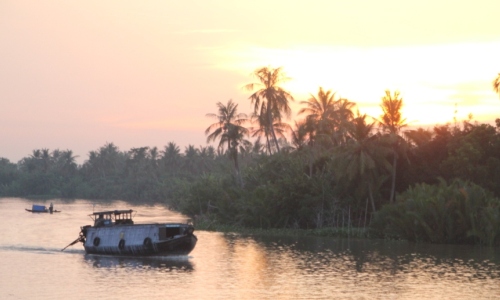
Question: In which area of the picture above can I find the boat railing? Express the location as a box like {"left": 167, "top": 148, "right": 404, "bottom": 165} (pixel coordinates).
{"left": 90, "top": 209, "right": 135, "bottom": 226}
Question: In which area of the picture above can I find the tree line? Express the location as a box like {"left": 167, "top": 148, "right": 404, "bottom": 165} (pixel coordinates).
{"left": 1, "top": 67, "right": 500, "bottom": 245}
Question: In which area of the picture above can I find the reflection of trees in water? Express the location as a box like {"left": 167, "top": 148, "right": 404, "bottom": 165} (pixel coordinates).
{"left": 232, "top": 234, "right": 500, "bottom": 280}
{"left": 83, "top": 254, "right": 194, "bottom": 272}
{"left": 345, "top": 240, "right": 500, "bottom": 274}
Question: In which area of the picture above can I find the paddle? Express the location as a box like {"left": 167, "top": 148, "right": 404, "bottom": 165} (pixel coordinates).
{"left": 61, "top": 236, "right": 83, "bottom": 251}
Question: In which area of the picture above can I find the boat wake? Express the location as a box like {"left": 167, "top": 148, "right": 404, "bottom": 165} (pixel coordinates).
{"left": 0, "top": 244, "right": 193, "bottom": 259}
{"left": 0, "top": 244, "right": 86, "bottom": 254}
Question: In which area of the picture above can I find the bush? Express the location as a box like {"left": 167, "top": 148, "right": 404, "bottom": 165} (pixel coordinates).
{"left": 370, "top": 179, "right": 500, "bottom": 246}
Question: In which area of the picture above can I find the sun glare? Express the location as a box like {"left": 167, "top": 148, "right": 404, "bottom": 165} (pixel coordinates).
{"left": 216, "top": 42, "right": 500, "bottom": 127}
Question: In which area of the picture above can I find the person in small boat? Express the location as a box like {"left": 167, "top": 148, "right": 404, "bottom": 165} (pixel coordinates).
{"left": 49, "top": 203, "right": 53, "bottom": 214}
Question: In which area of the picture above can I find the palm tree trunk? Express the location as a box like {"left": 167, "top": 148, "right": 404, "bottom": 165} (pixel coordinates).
{"left": 265, "top": 133, "right": 272, "bottom": 154}
{"left": 268, "top": 111, "right": 280, "bottom": 153}
{"left": 390, "top": 150, "right": 397, "bottom": 203}
{"left": 364, "top": 197, "right": 369, "bottom": 229}
{"left": 368, "top": 182, "right": 376, "bottom": 212}
{"left": 270, "top": 126, "right": 280, "bottom": 153}
{"left": 232, "top": 148, "right": 243, "bottom": 187}
{"left": 308, "top": 147, "right": 314, "bottom": 177}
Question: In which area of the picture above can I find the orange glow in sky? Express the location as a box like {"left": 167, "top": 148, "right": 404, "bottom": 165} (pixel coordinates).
{"left": 1, "top": 0, "right": 500, "bottom": 163}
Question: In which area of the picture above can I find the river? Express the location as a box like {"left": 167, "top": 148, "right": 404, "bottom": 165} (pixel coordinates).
{"left": 1, "top": 198, "right": 499, "bottom": 299}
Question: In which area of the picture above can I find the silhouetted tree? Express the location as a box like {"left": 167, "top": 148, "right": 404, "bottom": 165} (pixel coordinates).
{"left": 245, "top": 66, "right": 294, "bottom": 153}
{"left": 493, "top": 73, "right": 500, "bottom": 96}
{"left": 378, "top": 90, "right": 408, "bottom": 203}
{"left": 205, "top": 100, "right": 249, "bottom": 185}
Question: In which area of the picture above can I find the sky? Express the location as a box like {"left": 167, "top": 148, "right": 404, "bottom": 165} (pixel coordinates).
{"left": 1, "top": 0, "right": 500, "bottom": 164}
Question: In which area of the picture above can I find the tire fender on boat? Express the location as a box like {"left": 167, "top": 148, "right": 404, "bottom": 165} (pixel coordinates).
{"left": 118, "top": 239, "right": 125, "bottom": 250}
{"left": 93, "top": 237, "right": 100, "bottom": 247}
{"left": 143, "top": 237, "right": 152, "bottom": 249}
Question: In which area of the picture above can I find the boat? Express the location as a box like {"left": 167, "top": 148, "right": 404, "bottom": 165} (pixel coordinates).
{"left": 62, "top": 209, "right": 197, "bottom": 256}
{"left": 25, "top": 203, "right": 60, "bottom": 213}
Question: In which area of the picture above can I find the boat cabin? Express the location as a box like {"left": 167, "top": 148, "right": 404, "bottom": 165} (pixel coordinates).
{"left": 159, "top": 224, "right": 191, "bottom": 240}
{"left": 90, "top": 209, "right": 135, "bottom": 227}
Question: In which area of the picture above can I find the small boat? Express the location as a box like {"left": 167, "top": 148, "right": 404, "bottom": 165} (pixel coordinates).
{"left": 25, "top": 204, "right": 60, "bottom": 213}
{"left": 62, "top": 209, "right": 197, "bottom": 256}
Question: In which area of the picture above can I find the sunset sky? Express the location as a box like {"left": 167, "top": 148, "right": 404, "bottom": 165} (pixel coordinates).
{"left": 1, "top": 0, "right": 500, "bottom": 164}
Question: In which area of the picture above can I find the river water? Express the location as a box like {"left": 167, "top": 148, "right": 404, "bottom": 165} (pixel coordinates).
{"left": 1, "top": 198, "right": 500, "bottom": 299}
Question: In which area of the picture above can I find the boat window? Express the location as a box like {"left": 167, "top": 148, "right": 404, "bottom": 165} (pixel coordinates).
{"left": 158, "top": 226, "right": 181, "bottom": 240}
{"left": 91, "top": 210, "right": 135, "bottom": 226}
{"left": 94, "top": 213, "right": 114, "bottom": 226}
{"left": 114, "top": 212, "right": 133, "bottom": 225}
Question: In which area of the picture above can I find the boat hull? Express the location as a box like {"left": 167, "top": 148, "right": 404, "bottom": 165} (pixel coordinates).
{"left": 25, "top": 209, "right": 61, "bottom": 213}
{"left": 83, "top": 223, "right": 197, "bottom": 256}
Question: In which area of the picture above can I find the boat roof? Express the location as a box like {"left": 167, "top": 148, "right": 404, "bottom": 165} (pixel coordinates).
{"left": 90, "top": 209, "right": 134, "bottom": 216}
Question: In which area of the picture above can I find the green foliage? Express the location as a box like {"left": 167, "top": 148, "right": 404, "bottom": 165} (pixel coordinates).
{"left": 194, "top": 221, "right": 369, "bottom": 239}
{"left": 182, "top": 174, "right": 235, "bottom": 219}
{"left": 164, "top": 151, "right": 352, "bottom": 231}
{"left": 242, "top": 153, "right": 313, "bottom": 227}
{"left": 0, "top": 158, "right": 19, "bottom": 196}
{"left": 370, "top": 179, "right": 500, "bottom": 246}
{"left": 2, "top": 108, "right": 500, "bottom": 248}
{"left": 236, "top": 152, "right": 346, "bottom": 229}
{"left": 399, "top": 122, "right": 500, "bottom": 200}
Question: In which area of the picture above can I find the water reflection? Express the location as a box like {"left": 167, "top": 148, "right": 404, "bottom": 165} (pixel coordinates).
{"left": 3, "top": 198, "right": 500, "bottom": 299}
{"left": 223, "top": 233, "right": 500, "bottom": 298}
{"left": 83, "top": 254, "right": 194, "bottom": 272}
{"left": 248, "top": 234, "right": 500, "bottom": 277}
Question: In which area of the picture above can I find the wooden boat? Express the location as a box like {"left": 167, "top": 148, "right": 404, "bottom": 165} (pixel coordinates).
{"left": 25, "top": 208, "right": 61, "bottom": 213}
{"left": 62, "top": 209, "right": 197, "bottom": 256}
{"left": 25, "top": 204, "right": 60, "bottom": 213}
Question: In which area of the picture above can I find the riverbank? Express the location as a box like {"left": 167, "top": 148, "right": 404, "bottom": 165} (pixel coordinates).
{"left": 193, "top": 217, "right": 370, "bottom": 239}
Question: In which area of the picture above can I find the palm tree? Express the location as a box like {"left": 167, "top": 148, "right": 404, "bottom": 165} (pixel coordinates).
{"left": 183, "top": 145, "right": 199, "bottom": 175}
{"left": 298, "top": 87, "right": 337, "bottom": 145}
{"left": 289, "top": 120, "right": 312, "bottom": 150}
{"left": 40, "top": 148, "right": 51, "bottom": 172}
{"left": 198, "top": 146, "right": 216, "bottom": 173}
{"left": 205, "top": 100, "right": 249, "bottom": 185}
{"left": 205, "top": 100, "right": 247, "bottom": 151}
{"left": 251, "top": 137, "right": 266, "bottom": 155}
{"left": 404, "top": 128, "right": 433, "bottom": 148}
{"left": 79, "top": 143, "right": 126, "bottom": 198}
{"left": 148, "top": 147, "right": 159, "bottom": 162}
{"left": 249, "top": 111, "right": 273, "bottom": 154}
{"left": 298, "top": 87, "right": 355, "bottom": 147}
{"left": 161, "top": 142, "right": 181, "bottom": 173}
{"left": 493, "top": 73, "right": 500, "bottom": 96}
{"left": 225, "top": 123, "right": 252, "bottom": 185}
{"left": 332, "top": 98, "right": 356, "bottom": 145}
{"left": 245, "top": 66, "right": 294, "bottom": 153}
{"left": 289, "top": 119, "right": 317, "bottom": 176}
{"left": 54, "top": 149, "right": 78, "bottom": 176}
{"left": 339, "top": 112, "right": 392, "bottom": 214}
{"left": 378, "top": 90, "right": 408, "bottom": 203}
{"left": 147, "top": 146, "right": 160, "bottom": 181}
{"left": 250, "top": 111, "right": 290, "bottom": 154}
{"left": 127, "top": 147, "right": 150, "bottom": 177}
{"left": 379, "top": 90, "right": 406, "bottom": 133}
{"left": 21, "top": 149, "right": 42, "bottom": 172}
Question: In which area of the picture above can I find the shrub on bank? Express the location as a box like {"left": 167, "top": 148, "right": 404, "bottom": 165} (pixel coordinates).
{"left": 370, "top": 179, "right": 500, "bottom": 246}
